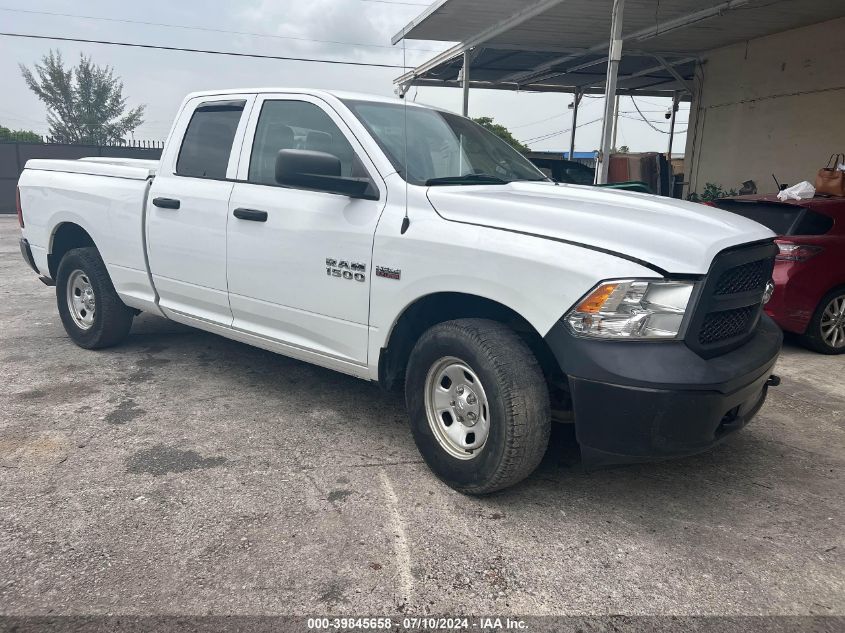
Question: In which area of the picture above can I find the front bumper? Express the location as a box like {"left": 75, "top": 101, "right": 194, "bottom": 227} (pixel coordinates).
{"left": 545, "top": 315, "right": 783, "bottom": 467}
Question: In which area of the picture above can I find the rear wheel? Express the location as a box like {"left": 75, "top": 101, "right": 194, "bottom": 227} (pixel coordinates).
{"left": 800, "top": 287, "right": 845, "bottom": 354}
{"left": 405, "top": 319, "right": 551, "bottom": 494}
{"left": 56, "top": 247, "right": 134, "bottom": 349}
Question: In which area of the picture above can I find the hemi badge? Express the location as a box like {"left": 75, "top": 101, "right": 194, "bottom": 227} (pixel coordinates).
{"left": 376, "top": 266, "right": 401, "bottom": 280}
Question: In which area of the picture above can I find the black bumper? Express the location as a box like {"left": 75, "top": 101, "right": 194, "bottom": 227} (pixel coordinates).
{"left": 19, "top": 238, "right": 39, "bottom": 274}
{"left": 19, "top": 238, "right": 53, "bottom": 285}
{"left": 545, "top": 315, "right": 783, "bottom": 467}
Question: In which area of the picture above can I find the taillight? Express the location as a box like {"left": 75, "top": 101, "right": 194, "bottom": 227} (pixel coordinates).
{"left": 16, "top": 187, "right": 24, "bottom": 228}
{"left": 775, "top": 240, "right": 823, "bottom": 262}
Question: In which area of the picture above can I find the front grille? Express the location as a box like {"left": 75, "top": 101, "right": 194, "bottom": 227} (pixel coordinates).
{"left": 714, "top": 259, "right": 768, "bottom": 295}
{"left": 685, "top": 241, "right": 777, "bottom": 358}
{"left": 699, "top": 306, "right": 757, "bottom": 344}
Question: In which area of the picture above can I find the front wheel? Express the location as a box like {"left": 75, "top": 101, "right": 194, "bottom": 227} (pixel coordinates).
{"left": 405, "top": 319, "right": 551, "bottom": 494}
{"left": 56, "top": 247, "right": 134, "bottom": 349}
{"left": 800, "top": 287, "right": 845, "bottom": 354}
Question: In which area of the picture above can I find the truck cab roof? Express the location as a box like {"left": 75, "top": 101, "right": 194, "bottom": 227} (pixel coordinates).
{"left": 181, "top": 88, "right": 429, "bottom": 109}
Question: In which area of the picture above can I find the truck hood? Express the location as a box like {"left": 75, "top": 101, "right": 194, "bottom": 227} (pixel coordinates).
{"left": 426, "top": 181, "right": 775, "bottom": 274}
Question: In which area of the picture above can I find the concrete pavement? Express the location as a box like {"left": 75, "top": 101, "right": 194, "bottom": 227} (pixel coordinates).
{"left": 0, "top": 216, "right": 842, "bottom": 617}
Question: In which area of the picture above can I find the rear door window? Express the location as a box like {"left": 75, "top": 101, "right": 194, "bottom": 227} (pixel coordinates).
{"left": 792, "top": 210, "right": 834, "bottom": 236}
{"left": 176, "top": 100, "right": 246, "bottom": 179}
{"left": 712, "top": 200, "right": 801, "bottom": 235}
{"left": 714, "top": 200, "right": 835, "bottom": 236}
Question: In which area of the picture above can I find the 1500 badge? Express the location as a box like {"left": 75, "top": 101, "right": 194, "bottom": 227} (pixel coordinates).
{"left": 326, "top": 258, "right": 366, "bottom": 282}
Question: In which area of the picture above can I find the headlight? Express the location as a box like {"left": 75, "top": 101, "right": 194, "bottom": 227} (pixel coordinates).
{"left": 565, "top": 279, "right": 695, "bottom": 339}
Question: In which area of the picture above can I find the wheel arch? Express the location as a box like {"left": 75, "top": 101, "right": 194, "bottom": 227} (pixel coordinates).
{"left": 48, "top": 222, "right": 97, "bottom": 279}
{"left": 824, "top": 282, "right": 845, "bottom": 297}
{"left": 377, "top": 291, "right": 564, "bottom": 394}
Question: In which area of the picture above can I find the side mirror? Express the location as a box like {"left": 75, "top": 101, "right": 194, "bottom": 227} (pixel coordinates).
{"left": 275, "top": 149, "right": 377, "bottom": 200}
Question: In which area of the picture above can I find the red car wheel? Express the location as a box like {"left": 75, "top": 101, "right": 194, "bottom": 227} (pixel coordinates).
{"left": 801, "top": 287, "right": 845, "bottom": 355}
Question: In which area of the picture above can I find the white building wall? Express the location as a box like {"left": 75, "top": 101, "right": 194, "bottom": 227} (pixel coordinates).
{"left": 684, "top": 17, "right": 845, "bottom": 197}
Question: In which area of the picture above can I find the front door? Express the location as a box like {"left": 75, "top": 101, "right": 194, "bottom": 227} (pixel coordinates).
{"left": 226, "top": 94, "right": 385, "bottom": 366}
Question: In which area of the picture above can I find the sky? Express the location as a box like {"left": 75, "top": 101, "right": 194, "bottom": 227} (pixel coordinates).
{"left": 0, "top": 0, "right": 690, "bottom": 152}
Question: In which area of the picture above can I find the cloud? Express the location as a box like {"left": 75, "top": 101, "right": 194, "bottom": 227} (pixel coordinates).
{"left": 0, "top": 0, "right": 684, "bottom": 149}
{"left": 235, "top": 0, "right": 421, "bottom": 64}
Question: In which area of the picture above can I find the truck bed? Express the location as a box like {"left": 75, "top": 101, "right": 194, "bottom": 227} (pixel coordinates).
{"left": 24, "top": 157, "right": 159, "bottom": 180}
{"left": 18, "top": 157, "right": 159, "bottom": 313}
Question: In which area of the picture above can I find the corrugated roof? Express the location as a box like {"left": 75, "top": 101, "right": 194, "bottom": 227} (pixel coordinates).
{"left": 394, "top": 0, "right": 845, "bottom": 96}
{"left": 407, "top": 48, "right": 697, "bottom": 97}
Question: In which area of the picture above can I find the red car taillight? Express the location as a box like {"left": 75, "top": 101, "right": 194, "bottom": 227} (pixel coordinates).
{"left": 16, "top": 186, "right": 24, "bottom": 228}
{"left": 775, "top": 240, "right": 823, "bottom": 262}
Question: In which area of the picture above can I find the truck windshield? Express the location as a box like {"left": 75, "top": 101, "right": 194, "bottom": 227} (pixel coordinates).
{"left": 343, "top": 100, "right": 547, "bottom": 186}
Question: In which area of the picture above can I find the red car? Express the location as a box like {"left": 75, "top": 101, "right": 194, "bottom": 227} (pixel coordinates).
{"left": 709, "top": 194, "right": 845, "bottom": 354}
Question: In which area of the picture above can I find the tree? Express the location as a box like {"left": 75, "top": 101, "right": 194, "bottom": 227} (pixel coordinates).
{"left": 596, "top": 145, "right": 631, "bottom": 154}
{"left": 472, "top": 116, "right": 530, "bottom": 154}
{"left": 0, "top": 125, "right": 41, "bottom": 142}
{"left": 20, "top": 50, "right": 145, "bottom": 144}
{"left": 687, "top": 182, "right": 739, "bottom": 203}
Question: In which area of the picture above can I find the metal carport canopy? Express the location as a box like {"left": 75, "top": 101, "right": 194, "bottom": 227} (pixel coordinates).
{"left": 393, "top": 0, "right": 843, "bottom": 94}
{"left": 392, "top": 0, "right": 845, "bottom": 183}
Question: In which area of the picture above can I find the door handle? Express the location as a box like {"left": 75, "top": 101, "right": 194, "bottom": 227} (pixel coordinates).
{"left": 153, "top": 197, "right": 181, "bottom": 209}
{"left": 233, "top": 208, "right": 268, "bottom": 222}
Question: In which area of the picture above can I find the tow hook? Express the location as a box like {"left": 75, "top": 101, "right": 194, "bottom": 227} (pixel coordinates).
{"left": 766, "top": 375, "right": 781, "bottom": 387}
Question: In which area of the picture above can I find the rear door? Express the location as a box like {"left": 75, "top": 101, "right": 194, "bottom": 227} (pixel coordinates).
{"left": 226, "top": 93, "right": 385, "bottom": 367}
{"left": 146, "top": 94, "right": 254, "bottom": 325}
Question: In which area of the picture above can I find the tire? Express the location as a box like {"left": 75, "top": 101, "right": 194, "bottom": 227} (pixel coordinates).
{"left": 799, "top": 287, "right": 845, "bottom": 355}
{"left": 56, "top": 247, "right": 134, "bottom": 349}
{"left": 405, "top": 319, "right": 551, "bottom": 494}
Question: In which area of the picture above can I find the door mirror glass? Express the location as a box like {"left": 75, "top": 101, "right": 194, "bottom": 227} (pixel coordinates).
{"left": 275, "top": 149, "right": 376, "bottom": 199}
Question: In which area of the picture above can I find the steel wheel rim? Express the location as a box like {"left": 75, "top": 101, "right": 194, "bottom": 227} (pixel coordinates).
{"left": 424, "top": 356, "right": 491, "bottom": 460}
{"left": 66, "top": 269, "right": 96, "bottom": 331}
{"left": 820, "top": 294, "right": 845, "bottom": 349}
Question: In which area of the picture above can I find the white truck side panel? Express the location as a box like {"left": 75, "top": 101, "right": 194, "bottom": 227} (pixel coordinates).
{"left": 17, "top": 168, "right": 159, "bottom": 312}
{"left": 226, "top": 182, "right": 379, "bottom": 366}
{"left": 366, "top": 178, "right": 659, "bottom": 379}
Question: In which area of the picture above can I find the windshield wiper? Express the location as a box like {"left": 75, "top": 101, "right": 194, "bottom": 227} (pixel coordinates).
{"left": 425, "top": 173, "right": 509, "bottom": 186}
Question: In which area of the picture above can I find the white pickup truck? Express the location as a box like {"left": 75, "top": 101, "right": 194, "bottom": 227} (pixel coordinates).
{"left": 17, "top": 88, "right": 782, "bottom": 493}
